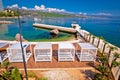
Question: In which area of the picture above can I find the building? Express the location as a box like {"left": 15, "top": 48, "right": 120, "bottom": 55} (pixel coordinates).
{"left": 0, "top": 0, "right": 3, "bottom": 11}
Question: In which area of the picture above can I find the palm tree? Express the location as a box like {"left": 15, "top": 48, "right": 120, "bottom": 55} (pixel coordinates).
{"left": 108, "top": 52, "right": 120, "bottom": 80}
{"left": 110, "top": 52, "right": 120, "bottom": 70}
{"left": 11, "top": 67, "right": 22, "bottom": 80}
{"left": 108, "top": 46, "right": 117, "bottom": 59}
{"left": 96, "top": 53, "right": 110, "bottom": 79}
{"left": 99, "top": 53, "right": 108, "bottom": 66}
{"left": 94, "top": 73, "right": 103, "bottom": 80}
{"left": 1, "top": 61, "right": 11, "bottom": 71}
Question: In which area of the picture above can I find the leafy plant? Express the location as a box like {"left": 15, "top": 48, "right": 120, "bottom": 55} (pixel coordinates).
{"left": 1, "top": 61, "right": 11, "bottom": 71}
{"left": 11, "top": 67, "right": 22, "bottom": 80}
{"left": 27, "top": 71, "right": 36, "bottom": 78}
{"left": 94, "top": 73, "right": 103, "bottom": 80}
{"left": 38, "top": 77, "right": 48, "bottom": 80}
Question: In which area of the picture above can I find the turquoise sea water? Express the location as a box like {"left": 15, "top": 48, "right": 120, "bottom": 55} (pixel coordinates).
{"left": 0, "top": 17, "right": 120, "bottom": 47}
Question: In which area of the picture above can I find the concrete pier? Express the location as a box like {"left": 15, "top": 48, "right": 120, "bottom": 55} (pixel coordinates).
{"left": 33, "top": 23, "right": 76, "bottom": 33}
{"left": 0, "top": 21, "right": 13, "bottom": 24}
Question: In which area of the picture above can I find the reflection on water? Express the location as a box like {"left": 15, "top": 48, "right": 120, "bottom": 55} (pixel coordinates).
{"left": 0, "top": 24, "right": 8, "bottom": 34}
{"left": 50, "top": 34, "right": 58, "bottom": 39}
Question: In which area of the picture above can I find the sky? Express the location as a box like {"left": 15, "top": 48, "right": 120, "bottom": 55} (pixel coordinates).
{"left": 2, "top": 0, "right": 120, "bottom": 16}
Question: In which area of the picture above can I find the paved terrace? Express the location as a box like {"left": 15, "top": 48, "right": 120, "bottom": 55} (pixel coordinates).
{"left": 5, "top": 43, "right": 99, "bottom": 69}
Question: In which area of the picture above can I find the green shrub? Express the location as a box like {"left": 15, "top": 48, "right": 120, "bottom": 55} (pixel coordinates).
{"left": 27, "top": 71, "right": 36, "bottom": 78}
{"left": 38, "top": 77, "right": 48, "bottom": 80}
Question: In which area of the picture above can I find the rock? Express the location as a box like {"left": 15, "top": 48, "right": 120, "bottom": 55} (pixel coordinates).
{"left": 50, "top": 29, "right": 59, "bottom": 35}
{"left": 15, "top": 33, "right": 27, "bottom": 42}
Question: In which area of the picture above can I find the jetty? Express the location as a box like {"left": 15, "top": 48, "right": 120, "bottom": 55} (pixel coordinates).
{"left": 0, "top": 21, "right": 13, "bottom": 24}
{"left": 33, "top": 23, "right": 76, "bottom": 33}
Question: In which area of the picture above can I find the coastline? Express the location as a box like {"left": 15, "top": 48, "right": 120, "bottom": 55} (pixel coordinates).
{"left": 0, "top": 16, "right": 22, "bottom": 19}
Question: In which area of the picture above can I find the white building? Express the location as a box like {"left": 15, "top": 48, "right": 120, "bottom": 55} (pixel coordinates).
{"left": 7, "top": 42, "right": 32, "bottom": 62}
{"left": 58, "top": 43, "right": 75, "bottom": 61}
{"left": 34, "top": 42, "right": 52, "bottom": 62}
{"left": 76, "top": 43, "right": 98, "bottom": 62}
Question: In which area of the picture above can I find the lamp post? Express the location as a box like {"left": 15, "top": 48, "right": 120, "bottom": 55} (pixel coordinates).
{"left": 17, "top": 9, "right": 28, "bottom": 80}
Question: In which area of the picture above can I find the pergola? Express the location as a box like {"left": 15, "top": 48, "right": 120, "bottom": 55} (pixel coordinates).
{"left": 7, "top": 42, "right": 32, "bottom": 62}
{"left": 76, "top": 43, "right": 98, "bottom": 62}
{"left": 58, "top": 43, "right": 75, "bottom": 62}
{"left": 34, "top": 42, "right": 52, "bottom": 62}
{"left": 0, "top": 42, "right": 8, "bottom": 63}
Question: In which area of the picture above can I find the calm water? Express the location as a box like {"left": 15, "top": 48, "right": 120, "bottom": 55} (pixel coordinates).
{"left": 0, "top": 17, "right": 120, "bottom": 47}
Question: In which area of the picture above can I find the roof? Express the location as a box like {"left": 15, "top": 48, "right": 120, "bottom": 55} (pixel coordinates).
{"left": 34, "top": 42, "right": 52, "bottom": 49}
{"left": 78, "top": 43, "right": 97, "bottom": 49}
{"left": 8, "top": 42, "right": 29, "bottom": 49}
{"left": 0, "top": 42, "right": 8, "bottom": 48}
{"left": 58, "top": 43, "right": 75, "bottom": 49}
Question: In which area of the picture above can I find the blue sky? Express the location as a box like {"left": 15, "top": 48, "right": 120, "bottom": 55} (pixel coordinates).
{"left": 2, "top": 0, "right": 120, "bottom": 16}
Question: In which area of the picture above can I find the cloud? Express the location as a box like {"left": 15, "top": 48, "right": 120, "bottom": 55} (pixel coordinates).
{"left": 34, "top": 4, "right": 45, "bottom": 10}
{"left": 46, "top": 8, "right": 66, "bottom": 12}
{"left": 21, "top": 6, "right": 28, "bottom": 10}
{"left": 7, "top": 4, "right": 19, "bottom": 8}
{"left": 7, "top": 4, "right": 66, "bottom": 13}
{"left": 92, "top": 12, "right": 112, "bottom": 16}
{"left": 78, "top": 12, "right": 87, "bottom": 15}
{"left": 34, "top": 5, "right": 66, "bottom": 12}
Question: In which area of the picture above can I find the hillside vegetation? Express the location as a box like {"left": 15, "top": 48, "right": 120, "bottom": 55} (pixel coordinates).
{"left": 38, "top": 12, "right": 75, "bottom": 17}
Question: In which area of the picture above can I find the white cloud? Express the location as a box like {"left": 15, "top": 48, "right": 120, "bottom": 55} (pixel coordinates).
{"left": 7, "top": 4, "right": 67, "bottom": 13}
{"left": 78, "top": 12, "right": 87, "bottom": 15}
{"left": 46, "top": 8, "right": 65, "bottom": 12}
{"left": 21, "top": 6, "right": 28, "bottom": 10}
{"left": 7, "top": 4, "right": 19, "bottom": 8}
{"left": 92, "top": 12, "right": 112, "bottom": 16}
{"left": 34, "top": 4, "right": 45, "bottom": 10}
{"left": 34, "top": 5, "right": 66, "bottom": 12}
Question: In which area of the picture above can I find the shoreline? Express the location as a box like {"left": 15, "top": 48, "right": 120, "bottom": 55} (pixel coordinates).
{"left": 0, "top": 16, "right": 22, "bottom": 19}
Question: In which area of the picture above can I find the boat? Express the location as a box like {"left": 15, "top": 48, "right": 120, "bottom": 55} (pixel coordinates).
{"left": 71, "top": 23, "right": 81, "bottom": 30}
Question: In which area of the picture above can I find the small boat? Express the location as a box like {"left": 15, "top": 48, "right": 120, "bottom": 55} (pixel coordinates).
{"left": 71, "top": 23, "right": 81, "bottom": 29}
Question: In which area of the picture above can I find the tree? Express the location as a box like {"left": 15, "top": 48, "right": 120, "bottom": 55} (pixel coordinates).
{"left": 0, "top": 61, "right": 22, "bottom": 80}
{"left": 108, "top": 46, "right": 117, "bottom": 59}
{"left": 1, "top": 61, "right": 11, "bottom": 71}
{"left": 99, "top": 53, "right": 108, "bottom": 66}
{"left": 110, "top": 52, "right": 120, "bottom": 70}
{"left": 94, "top": 73, "right": 103, "bottom": 80}
{"left": 95, "top": 53, "right": 110, "bottom": 80}
{"left": 11, "top": 67, "right": 22, "bottom": 80}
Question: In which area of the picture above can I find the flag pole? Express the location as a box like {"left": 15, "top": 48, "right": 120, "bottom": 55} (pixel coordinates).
{"left": 17, "top": 8, "right": 28, "bottom": 80}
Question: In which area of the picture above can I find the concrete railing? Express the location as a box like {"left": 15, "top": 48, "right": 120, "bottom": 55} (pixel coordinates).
{"left": 78, "top": 29, "right": 120, "bottom": 80}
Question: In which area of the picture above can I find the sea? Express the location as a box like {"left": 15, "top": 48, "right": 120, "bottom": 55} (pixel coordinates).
{"left": 0, "top": 16, "right": 120, "bottom": 48}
